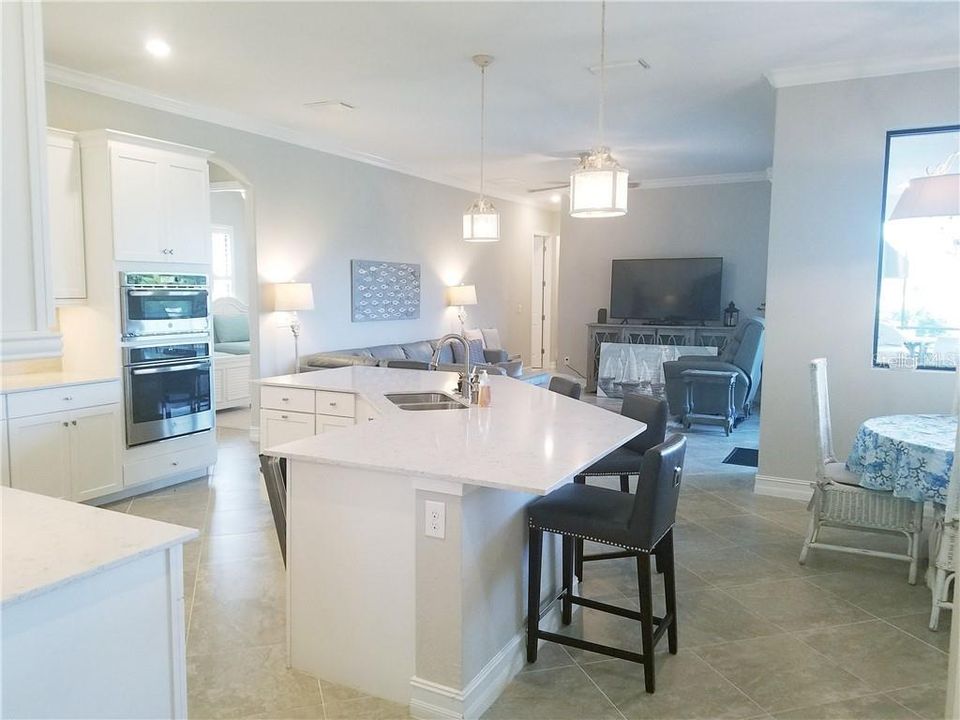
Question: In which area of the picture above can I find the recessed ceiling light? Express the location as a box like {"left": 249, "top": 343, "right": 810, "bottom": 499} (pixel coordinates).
{"left": 550, "top": 194, "right": 562, "bottom": 204}
{"left": 145, "top": 38, "right": 171, "bottom": 58}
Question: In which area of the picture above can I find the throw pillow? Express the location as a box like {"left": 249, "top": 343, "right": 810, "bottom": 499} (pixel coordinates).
{"left": 452, "top": 338, "right": 486, "bottom": 366}
{"left": 480, "top": 328, "right": 502, "bottom": 350}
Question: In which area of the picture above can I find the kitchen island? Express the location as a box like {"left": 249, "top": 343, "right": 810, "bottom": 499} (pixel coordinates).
{"left": 261, "top": 366, "right": 644, "bottom": 719}
{"left": 1, "top": 486, "right": 198, "bottom": 719}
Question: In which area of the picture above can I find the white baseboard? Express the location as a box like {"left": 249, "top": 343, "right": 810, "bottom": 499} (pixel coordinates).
{"left": 409, "top": 604, "right": 563, "bottom": 720}
{"left": 754, "top": 474, "right": 813, "bottom": 502}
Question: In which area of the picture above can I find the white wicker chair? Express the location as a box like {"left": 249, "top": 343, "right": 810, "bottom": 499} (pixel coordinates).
{"left": 929, "top": 368, "right": 960, "bottom": 630}
{"left": 799, "top": 358, "right": 924, "bottom": 583}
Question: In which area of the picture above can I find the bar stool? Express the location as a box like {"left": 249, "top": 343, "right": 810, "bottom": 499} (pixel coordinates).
{"left": 548, "top": 376, "right": 582, "bottom": 400}
{"left": 526, "top": 434, "right": 686, "bottom": 693}
{"left": 574, "top": 393, "right": 668, "bottom": 579}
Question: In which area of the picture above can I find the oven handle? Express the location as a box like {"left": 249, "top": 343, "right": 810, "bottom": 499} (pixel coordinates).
{"left": 127, "top": 290, "right": 207, "bottom": 297}
{"left": 131, "top": 361, "right": 210, "bottom": 376}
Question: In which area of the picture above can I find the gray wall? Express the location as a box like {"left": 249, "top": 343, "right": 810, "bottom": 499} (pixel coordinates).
{"left": 46, "top": 83, "right": 557, "bottom": 378}
{"left": 556, "top": 181, "right": 771, "bottom": 375}
{"left": 758, "top": 68, "right": 960, "bottom": 488}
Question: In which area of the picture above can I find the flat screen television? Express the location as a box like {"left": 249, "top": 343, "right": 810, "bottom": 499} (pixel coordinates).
{"left": 610, "top": 257, "right": 722, "bottom": 323}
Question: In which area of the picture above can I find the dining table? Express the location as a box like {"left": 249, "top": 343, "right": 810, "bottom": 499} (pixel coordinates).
{"left": 846, "top": 413, "right": 956, "bottom": 505}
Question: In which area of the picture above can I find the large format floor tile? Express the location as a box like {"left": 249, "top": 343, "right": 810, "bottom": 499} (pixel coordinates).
{"left": 723, "top": 577, "right": 873, "bottom": 631}
{"left": 772, "top": 693, "right": 922, "bottom": 720}
{"left": 481, "top": 665, "right": 621, "bottom": 720}
{"left": 694, "top": 635, "right": 875, "bottom": 713}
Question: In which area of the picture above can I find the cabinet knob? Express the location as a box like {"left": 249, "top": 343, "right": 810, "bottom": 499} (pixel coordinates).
{"left": 281, "top": 397, "right": 289, "bottom": 402}
{"left": 62, "top": 422, "right": 69, "bottom": 427}
{"left": 71, "top": 420, "right": 77, "bottom": 426}
{"left": 171, "top": 461, "right": 179, "bottom": 467}
{"left": 280, "top": 414, "right": 289, "bottom": 419}
{"left": 63, "top": 396, "right": 73, "bottom": 401}
{"left": 329, "top": 402, "right": 337, "bottom": 407}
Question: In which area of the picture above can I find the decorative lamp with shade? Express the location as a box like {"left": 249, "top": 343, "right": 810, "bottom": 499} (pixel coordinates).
{"left": 569, "top": 1, "right": 629, "bottom": 219}
{"left": 888, "top": 171, "right": 960, "bottom": 237}
{"left": 273, "top": 282, "right": 314, "bottom": 373}
{"left": 446, "top": 284, "right": 478, "bottom": 335}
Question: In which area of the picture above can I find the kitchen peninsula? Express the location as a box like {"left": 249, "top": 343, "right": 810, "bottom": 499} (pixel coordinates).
{"left": 260, "top": 366, "right": 645, "bottom": 719}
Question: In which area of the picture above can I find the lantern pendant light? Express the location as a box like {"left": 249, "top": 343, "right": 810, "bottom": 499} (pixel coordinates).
{"left": 569, "top": 0, "right": 629, "bottom": 219}
{"left": 463, "top": 54, "right": 500, "bottom": 242}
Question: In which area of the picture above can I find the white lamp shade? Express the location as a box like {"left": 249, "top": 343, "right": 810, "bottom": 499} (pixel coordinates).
{"left": 889, "top": 173, "right": 960, "bottom": 221}
{"left": 569, "top": 149, "right": 629, "bottom": 218}
{"left": 274, "top": 282, "right": 314, "bottom": 311}
{"left": 446, "top": 284, "right": 478, "bottom": 307}
{"left": 463, "top": 197, "right": 500, "bottom": 242}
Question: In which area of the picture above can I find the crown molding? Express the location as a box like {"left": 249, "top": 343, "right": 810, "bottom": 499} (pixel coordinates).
{"left": 45, "top": 63, "right": 543, "bottom": 209}
{"left": 765, "top": 54, "right": 959, "bottom": 89}
{"left": 639, "top": 170, "right": 770, "bottom": 190}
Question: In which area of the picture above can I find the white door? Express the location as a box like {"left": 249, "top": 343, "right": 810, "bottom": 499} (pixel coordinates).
{"left": 70, "top": 404, "right": 123, "bottom": 501}
{"left": 530, "top": 235, "right": 554, "bottom": 369}
{"left": 47, "top": 131, "right": 87, "bottom": 299}
{"left": 111, "top": 145, "right": 166, "bottom": 261}
{"left": 9, "top": 413, "right": 73, "bottom": 499}
{"left": 165, "top": 158, "right": 211, "bottom": 264}
{"left": 260, "top": 410, "right": 315, "bottom": 452}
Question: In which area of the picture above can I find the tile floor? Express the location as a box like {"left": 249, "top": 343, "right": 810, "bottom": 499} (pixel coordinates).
{"left": 102, "top": 407, "right": 950, "bottom": 720}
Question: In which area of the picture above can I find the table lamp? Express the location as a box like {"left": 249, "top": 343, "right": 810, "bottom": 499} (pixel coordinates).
{"left": 274, "top": 282, "right": 314, "bottom": 373}
{"left": 446, "top": 284, "right": 477, "bottom": 336}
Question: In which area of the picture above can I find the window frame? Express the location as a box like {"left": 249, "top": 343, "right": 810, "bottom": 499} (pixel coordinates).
{"left": 872, "top": 124, "right": 960, "bottom": 372}
{"left": 210, "top": 223, "right": 236, "bottom": 301}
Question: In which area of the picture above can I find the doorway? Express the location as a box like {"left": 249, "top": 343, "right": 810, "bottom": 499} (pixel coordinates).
{"left": 531, "top": 235, "right": 557, "bottom": 369}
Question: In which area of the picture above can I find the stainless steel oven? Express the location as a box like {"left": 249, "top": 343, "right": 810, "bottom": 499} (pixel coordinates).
{"left": 123, "top": 341, "right": 213, "bottom": 447}
{"left": 120, "top": 272, "right": 210, "bottom": 339}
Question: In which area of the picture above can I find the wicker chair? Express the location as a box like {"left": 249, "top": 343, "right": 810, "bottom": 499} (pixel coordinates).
{"left": 799, "top": 359, "right": 924, "bottom": 584}
{"left": 929, "top": 368, "right": 960, "bottom": 630}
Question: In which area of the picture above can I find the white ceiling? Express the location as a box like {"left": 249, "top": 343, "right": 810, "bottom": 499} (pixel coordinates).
{"left": 42, "top": 2, "right": 959, "bottom": 203}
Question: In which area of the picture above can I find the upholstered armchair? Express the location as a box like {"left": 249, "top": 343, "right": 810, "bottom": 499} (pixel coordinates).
{"left": 662, "top": 317, "right": 765, "bottom": 419}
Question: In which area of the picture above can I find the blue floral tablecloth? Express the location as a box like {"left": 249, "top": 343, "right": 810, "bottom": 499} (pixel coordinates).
{"left": 846, "top": 414, "right": 957, "bottom": 505}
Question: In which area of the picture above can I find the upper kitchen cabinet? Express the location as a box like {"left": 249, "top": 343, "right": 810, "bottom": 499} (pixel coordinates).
{"left": 78, "top": 130, "right": 212, "bottom": 265}
{"left": 47, "top": 129, "right": 87, "bottom": 301}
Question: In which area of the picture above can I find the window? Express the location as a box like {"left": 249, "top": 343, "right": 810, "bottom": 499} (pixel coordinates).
{"left": 874, "top": 126, "right": 960, "bottom": 371}
{"left": 211, "top": 225, "right": 234, "bottom": 300}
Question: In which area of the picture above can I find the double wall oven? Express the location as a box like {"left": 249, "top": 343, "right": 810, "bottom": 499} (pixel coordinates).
{"left": 120, "top": 273, "right": 214, "bottom": 447}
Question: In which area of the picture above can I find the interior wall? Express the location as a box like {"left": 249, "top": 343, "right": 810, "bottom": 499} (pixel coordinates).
{"left": 556, "top": 181, "right": 771, "bottom": 375}
{"left": 45, "top": 83, "right": 558, "bottom": 378}
{"left": 758, "top": 68, "right": 960, "bottom": 490}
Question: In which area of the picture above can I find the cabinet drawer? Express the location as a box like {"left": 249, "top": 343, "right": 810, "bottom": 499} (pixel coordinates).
{"left": 316, "top": 415, "right": 355, "bottom": 432}
{"left": 315, "top": 391, "right": 355, "bottom": 418}
{"left": 261, "top": 385, "right": 314, "bottom": 413}
{"left": 124, "top": 443, "right": 216, "bottom": 488}
{"left": 6, "top": 381, "right": 121, "bottom": 419}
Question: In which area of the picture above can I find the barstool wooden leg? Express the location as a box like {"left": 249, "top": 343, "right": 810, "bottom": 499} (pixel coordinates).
{"left": 661, "top": 530, "right": 678, "bottom": 654}
{"left": 527, "top": 527, "right": 543, "bottom": 662}
{"left": 575, "top": 538, "right": 583, "bottom": 582}
{"left": 636, "top": 553, "right": 656, "bottom": 693}
{"left": 561, "top": 536, "right": 573, "bottom": 625}
{"left": 619, "top": 474, "right": 629, "bottom": 492}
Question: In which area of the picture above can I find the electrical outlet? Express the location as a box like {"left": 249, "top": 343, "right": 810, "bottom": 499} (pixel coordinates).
{"left": 425, "top": 500, "right": 445, "bottom": 539}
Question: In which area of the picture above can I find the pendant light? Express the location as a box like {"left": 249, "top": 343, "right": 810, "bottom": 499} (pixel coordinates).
{"left": 569, "top": 0, "right": 629, "bottom": 218}
{"left": 463, "top": 54, "right": 500, "bottom": 242}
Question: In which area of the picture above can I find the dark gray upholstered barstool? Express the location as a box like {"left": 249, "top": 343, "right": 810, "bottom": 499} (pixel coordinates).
{"left": 548, "top": 376, "right": 582, "bottom": 400}
{"left": 527, "top": 435, "right": 687, "bottom": 693}
{"left": 574, "top": 393, "right": 668, "bottom": 579}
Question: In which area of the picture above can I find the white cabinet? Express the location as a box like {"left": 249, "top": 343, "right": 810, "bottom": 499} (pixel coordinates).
{"left": 260, "top": 410, "right": 315, "bottom": 451}
{"left": 316, "top": 415, "right": 354, "bottom": 433}
{"left": 8, "top": 413, "right": 74, "bottom": 499}
{"left": 213, "top": 353, "right": 251, "bottom": 411}
{"left": 47, "top": 129, "right": 87, "bottom": 301}
{"left": 6, "top": 381, "right": 123, "bottom": 502}
{"left": 80, "top": 131, "right": 212, "bottom": 265}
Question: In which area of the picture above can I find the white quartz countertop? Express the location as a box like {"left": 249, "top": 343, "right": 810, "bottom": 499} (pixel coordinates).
{"left": 1, "top": 487, "right": 198, "bottom": 607}
{"left": 260, "top": 366, "right": 645, "bottom": 495}
{"left": 0, "top": 370, "right": 120, "bottom": 393}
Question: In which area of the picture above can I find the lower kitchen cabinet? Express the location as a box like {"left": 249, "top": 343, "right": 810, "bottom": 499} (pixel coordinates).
{"left": 9, "top": 404, "right": 122, "bottom": 501}
{"left": 260, "top": 409, "right": 315, "bottom": 451}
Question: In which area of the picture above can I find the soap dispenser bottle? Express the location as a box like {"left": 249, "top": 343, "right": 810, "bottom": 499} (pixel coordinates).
{"left": 477, "top": 369, "right": 492, "bottom": 407}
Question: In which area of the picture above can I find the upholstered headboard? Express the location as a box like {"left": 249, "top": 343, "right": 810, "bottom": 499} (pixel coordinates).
{"left": 212, "top": 296, "right": 248, "bottom": 316}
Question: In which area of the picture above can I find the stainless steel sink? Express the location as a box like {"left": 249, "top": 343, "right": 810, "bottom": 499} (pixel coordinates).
{"left": 384, "top": 391, "right": 468, "bottom": 411}
{"left": 397, "top": 401, "right": 468, "bottom": 411}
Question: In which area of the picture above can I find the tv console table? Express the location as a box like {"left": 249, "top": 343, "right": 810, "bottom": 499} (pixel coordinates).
{"left": 585, "top": 323, "right": 736, "bottom": 392}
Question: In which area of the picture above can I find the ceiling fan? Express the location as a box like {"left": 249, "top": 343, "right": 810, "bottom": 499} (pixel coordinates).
{"left": 528, "top": 162, "right": 641, "bottom": 195}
